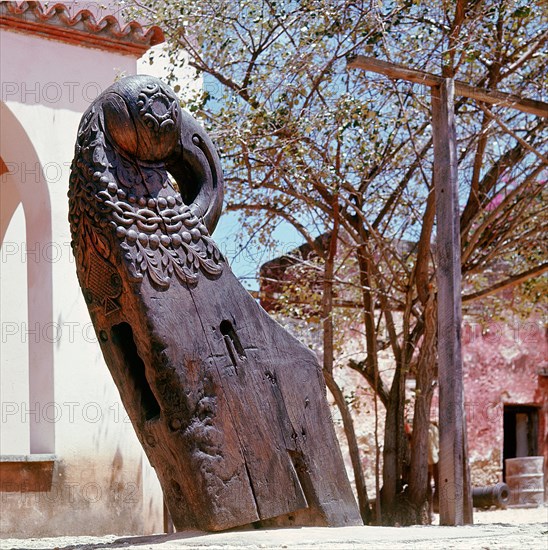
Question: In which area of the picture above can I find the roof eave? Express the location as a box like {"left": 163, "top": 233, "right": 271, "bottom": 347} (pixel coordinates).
{"left": 0, "top": 2, "right": 164, "bottom": 57}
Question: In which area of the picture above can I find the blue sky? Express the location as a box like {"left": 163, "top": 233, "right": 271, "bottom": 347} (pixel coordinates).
{"left": 199, "top": 72, "right": 305, "bottom": 291}
{"left": 214, "top": 211, "right": 304, "bottom": 291}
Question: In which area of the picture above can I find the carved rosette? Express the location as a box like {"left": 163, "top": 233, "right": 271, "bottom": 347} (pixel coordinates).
{"left": 68, "top": 78, "right": 224, "bottom": 292}
{"left": 137, "top": 82, "right": 180, "bottom": 131}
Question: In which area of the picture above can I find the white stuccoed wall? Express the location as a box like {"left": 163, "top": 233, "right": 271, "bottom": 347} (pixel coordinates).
{"left": 0, "top": 27, "right": 171, "bottom": 537}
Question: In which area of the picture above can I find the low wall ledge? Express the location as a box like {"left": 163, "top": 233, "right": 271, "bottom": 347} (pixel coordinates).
{"left": 0, "top": 454, "right": 57, "bottom": 462}
{"left": 0, "top": 455, "right": 57, "bottom": 492}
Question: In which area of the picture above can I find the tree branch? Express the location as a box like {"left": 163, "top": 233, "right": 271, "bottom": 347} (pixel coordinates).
{"left": 462, "top": 263, "right": 548, "bottom": 303}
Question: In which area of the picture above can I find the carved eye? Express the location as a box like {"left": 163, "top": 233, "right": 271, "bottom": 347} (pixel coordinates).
{"left": 138, "top": 88, "right": 177, "bottom": 131}
{"left": 110, "top": 273, "right": 122, "bottom": 288}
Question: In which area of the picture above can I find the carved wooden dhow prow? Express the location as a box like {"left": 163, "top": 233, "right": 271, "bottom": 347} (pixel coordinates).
{"left": 69, "top": 75, "right": 361, "bottom": 531}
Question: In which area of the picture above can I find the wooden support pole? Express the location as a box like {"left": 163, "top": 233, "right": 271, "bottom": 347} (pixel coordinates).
{"left": 432, "top": 79, "right": 473, "bottom": 526}
{"left": 348, "top": 51, "right": 547, "bottom": 528}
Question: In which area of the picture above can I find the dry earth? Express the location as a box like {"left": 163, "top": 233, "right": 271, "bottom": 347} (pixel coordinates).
{"left": 1, "top": 507, "right": 546, "bottom": 550}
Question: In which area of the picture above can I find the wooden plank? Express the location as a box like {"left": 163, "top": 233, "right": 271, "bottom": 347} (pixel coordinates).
{"left": 348, "top": 55, "right": 548, "bottom": 118}
{"left": 432, "top": 79, "right": 472, "bottom": 526}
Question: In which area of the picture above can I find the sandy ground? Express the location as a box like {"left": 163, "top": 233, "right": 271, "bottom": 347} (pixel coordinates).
{"left": 1, "top": 507, "right": 546, "bottom": 550}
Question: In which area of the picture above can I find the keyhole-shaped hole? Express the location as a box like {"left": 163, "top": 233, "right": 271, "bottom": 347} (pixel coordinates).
{"left": 220, "top": 320, "right": 246, "bottom": 366}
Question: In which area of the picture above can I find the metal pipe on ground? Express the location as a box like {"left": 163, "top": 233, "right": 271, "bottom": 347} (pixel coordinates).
{"left": 472, "top": 483, "right": 511, "bottom": 509}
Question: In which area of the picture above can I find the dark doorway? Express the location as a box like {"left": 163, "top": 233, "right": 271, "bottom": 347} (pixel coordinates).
{"left": 503, "top": 405, "right": 539, "bottom": 480}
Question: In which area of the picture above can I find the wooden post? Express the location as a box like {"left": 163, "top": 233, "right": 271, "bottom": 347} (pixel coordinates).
{"left": 347, "top": 53, "right": 547, "bottom": 527}
{"left": 347, "top": 55, "right": 548, "bottom": 118}
{"left": 431, "top": 79, "right": 473, "bottom": 525}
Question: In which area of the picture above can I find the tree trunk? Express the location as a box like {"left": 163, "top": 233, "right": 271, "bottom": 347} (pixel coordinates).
{"left": 324, "top": 372, "right": 372, "bottom": 524}
{"left": 408, "top": 293, "right": 437, "bottom": 523}
{"left": 322, "top": 206, "right": 370, "bottom": 524}
{"left": 380, "top": 360, "right": 407, "bottom": 522}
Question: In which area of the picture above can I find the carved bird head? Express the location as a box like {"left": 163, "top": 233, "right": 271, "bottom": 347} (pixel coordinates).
{"left": 102, "top": 75, "right": 182, "bottom": 162}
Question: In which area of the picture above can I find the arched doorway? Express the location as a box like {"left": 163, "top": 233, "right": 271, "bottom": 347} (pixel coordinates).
{"left": 0, "top": 102, "right": 54, "bottom": 454}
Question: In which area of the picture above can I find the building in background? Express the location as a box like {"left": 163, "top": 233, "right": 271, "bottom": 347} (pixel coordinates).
{"left": 260, "top": 239, "right": 547, "bottom": 504}
{"left": 0, "top": 1, "right": 176, "bottom": 537}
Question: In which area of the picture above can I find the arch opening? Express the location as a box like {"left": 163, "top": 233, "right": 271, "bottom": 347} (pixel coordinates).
{"left": 0, "top": 102, "right": 54, "bottom": 454}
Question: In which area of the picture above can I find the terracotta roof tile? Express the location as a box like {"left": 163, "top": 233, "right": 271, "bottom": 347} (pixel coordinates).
{"left": 0, "top": 1, "right": 164, "bottom": 56}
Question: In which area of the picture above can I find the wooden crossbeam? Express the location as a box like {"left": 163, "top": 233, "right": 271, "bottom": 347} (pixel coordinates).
{"left": 348, "top": 55, "right": 548, "bottom": 118}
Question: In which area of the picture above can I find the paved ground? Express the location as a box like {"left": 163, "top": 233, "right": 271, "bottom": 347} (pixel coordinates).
{"left": 1, "top": 507, "right": 546, "bottom": 550}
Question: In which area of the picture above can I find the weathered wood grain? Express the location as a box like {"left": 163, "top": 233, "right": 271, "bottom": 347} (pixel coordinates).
{"left": 69, "top": 75, "right": 361, "bottom": 531}
{"left": 432, "top": 79, "right": 473, "bottom": 526}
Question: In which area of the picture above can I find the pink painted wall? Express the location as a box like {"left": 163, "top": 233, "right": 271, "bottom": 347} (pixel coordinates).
{"left": 460, "top": 316, "right": 547, "bottom": 490}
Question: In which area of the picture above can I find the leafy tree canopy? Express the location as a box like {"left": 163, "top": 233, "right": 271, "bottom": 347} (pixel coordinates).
{"left": 128, "top": 0, "right": 546, "bottom": 304}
